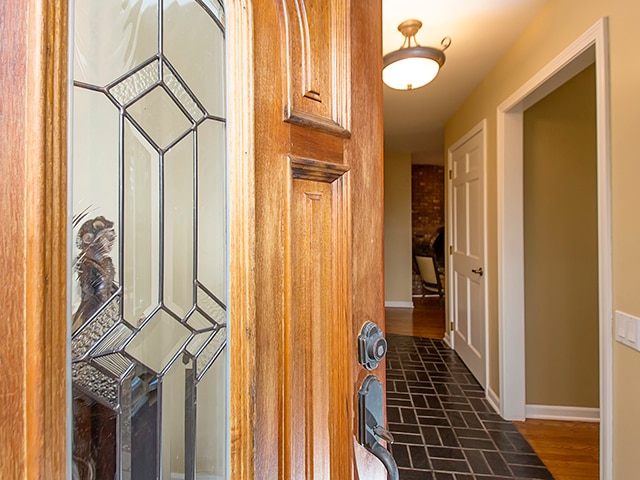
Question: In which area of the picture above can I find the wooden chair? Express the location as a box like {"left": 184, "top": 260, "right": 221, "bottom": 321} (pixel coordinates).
{"left": 415, "top": 255, "right": 444, "bottom": 301}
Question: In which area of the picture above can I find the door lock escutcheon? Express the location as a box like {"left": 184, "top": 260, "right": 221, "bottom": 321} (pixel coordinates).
{"left": 358, "top": 375, "right": 399, "bottom": 480}
{"left": 358, "top": 322, "right": 388, "bottom": 370}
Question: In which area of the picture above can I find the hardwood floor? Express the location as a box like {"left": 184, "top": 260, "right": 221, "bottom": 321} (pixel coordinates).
{"left": 384, "top": 300, "right": 600, "bottom": 480}
{"left": 514, "top": 419, "right": 599, "bottom": 480}
{"left": 384, "top": 296, "right": 446, "bottom": 339}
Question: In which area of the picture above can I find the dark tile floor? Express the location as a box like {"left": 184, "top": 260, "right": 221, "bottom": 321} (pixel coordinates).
{"left": 386, "top": 334, "right": 554, "bottom": 480}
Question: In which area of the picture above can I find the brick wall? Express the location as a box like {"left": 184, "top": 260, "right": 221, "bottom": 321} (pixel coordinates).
{"left": 411, "top": 164, "right": 445, "bottom": 294}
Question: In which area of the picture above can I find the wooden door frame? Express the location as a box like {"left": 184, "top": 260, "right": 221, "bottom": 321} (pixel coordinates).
{"left": 2, "top": 0, "right": 257, "bottom": 478}
{"left": 446, "top": 119, "right": 490, "bottom": 393}
{"left": 1, "top": 0, "right": 68, "bottom": 477}
{"left": 496, "top": 17, "right": 612, "bottom": 480}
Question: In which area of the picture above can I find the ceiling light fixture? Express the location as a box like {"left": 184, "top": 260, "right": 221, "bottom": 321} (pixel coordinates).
{"left": 383, "top": 19, "right": 451, "bottom": 91}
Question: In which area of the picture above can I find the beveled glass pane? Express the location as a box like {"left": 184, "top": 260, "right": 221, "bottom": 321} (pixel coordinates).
{"left": 125, "top": 310, "right": 191, "bottom": 373}
{"left": 111, "top": 59, "right": 160, "bottom": 105}
{"left": 196, "top": 329, "right": 226, "bottom": 380}
{"left": 128, "top": 86, "right": 192, "bottom": 150}
{"left": 123, "top": 120, "right": 160, "bottom": 326}
{"left": 121, "top": 364, "right": 159, "bottom": 480}
{"left": 197, "top": 121, "right": 226, "bottom": 299}
{"left": 163, "top": 63, "right": 205, "bottom": 122}
{"left": 71, "top": 1, "right": 228, "bottom": 478}
{"left": 74, "top": 0, "right": 158, "bottom": 86}
{"left": 164, "top": 135, "right": 195, "bottom": 319}
{"left": 197, "top": 286, "right": 226, "bottom": 326}
{"left": 160, "top": 360, "right": 190, "bottom": 478}
{"left": 186, "top": 331, "right": 214, "bottom": 356}
{"left": 195, "top": 347, "right": 226, "bottom": 477}
{"left": 164, "top": 0, "right": 225, "bottom": 117}
{"left": 187, "top": 309, "right": 215, "bottom": 331}
{"left": 72, "top": 392, "right": 117, "bottom": 479}
{"left": 72, "top": 88, "right": 120, "bottom": 322}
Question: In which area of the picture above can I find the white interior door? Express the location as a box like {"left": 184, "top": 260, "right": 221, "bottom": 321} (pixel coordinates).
{"left": 450, "top": 124, "right": 486, "bottom": 388}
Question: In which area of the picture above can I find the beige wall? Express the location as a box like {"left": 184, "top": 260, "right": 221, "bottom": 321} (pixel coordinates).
{"left": 383, "top": 152, "right": 413, "bottom": 304}
{"left": 523, "top": 64, "right": 599, "bottom": 408}
{"left": 445, "top": 0, "right": 640, "bottom": 476}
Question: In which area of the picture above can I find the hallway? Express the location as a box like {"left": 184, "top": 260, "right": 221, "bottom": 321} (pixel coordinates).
{"left": 385, "top": 298, "right": 599, "bottom": 479}
{"left": 386, "top": 333, "right": 553, "bottom": 479}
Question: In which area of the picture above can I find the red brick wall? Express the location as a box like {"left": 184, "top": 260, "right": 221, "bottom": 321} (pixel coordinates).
{"left": 411, "top": 165, "right": 445, "bottom": 294}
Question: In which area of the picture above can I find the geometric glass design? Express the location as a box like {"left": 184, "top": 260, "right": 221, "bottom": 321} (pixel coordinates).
{"left": 71, "top": 0, "right": 227, "bottom": 477}
{"left": 73, "top": 0, "right": 158, "bottom": 87}
{"left": 187, "top": 309, "right": 216, "bottom": 331}
{"left": 123, "top": 120, "right": 161, "bottom": 326}
{"left": 92, "top": 323, "right": 135, "bottom": 356}
{"left": 110, "top": 59, "right": 160, "bottom": 106}
{"left": 195, "top": 347, "right": 226, "bottom": 478}
{"left": 164, "top": 0, "right": 226, "bottom": 118}
{"left": 93, "top": 352, "right": 134, "bottom": 379}
{"left": 197, "top": 285, "right": 226, "bottom": 326}
{"left": 71, "top": 296, "right": 120, "bottom": 359}
{"left": 197, "top": 120, "right": 227, "bottom": 298}
{"left": 125, "top": 310, "right": 191, "bottom": 373}
{"left": 186, "top": 331, "right": 215, "bottom": 357}
{"left": 127, "top": 86, "right": 191, "bottom": 150}
{"left": 163, "top": 63, "right": 205, "bottom": 122}
{"left": 196, "top": 328, "right": 226, "bottom": 380}
{"left": 122, "top": 364, "right": 159, "bottom": 479}
{"left": 163, "top": 136, "right": 195, "bottom": 319}
{"left": 72, "top": 361, "right": 119, "bottom": 407}
{"left": 199, "top": 0, "right": 225, "bottom": 24}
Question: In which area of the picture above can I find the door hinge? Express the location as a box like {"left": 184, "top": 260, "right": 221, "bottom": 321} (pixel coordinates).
{"left": 449, "top": 245, "right": 453, "bottom": 255}
{"left": 448, "top": 169, "right": 452, "bottom": 180}
{"left": 450, "top": 321, "right": 454, "bottom": 330}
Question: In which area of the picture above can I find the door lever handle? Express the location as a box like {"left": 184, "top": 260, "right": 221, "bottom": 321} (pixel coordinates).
{"left": 369, "top": 441, "right": 399, "bottom": 480}
{"left": 471, "top": 267, "right": 483, "bottom": 276}
{"left": 358, "top": 376, "right": 399, "bottom": 480}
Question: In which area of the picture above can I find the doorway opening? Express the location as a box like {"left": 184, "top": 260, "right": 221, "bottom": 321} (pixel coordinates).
{"left": 497, "top": 17, "right": 612, "bottom": 480}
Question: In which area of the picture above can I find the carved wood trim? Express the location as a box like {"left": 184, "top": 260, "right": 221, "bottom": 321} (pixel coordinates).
{"left": 228, "top": 1, "right": 257, "bottom": 479}
{"left": 22, "top": 0, "right": 69, "bottom": 477}
{"left": 284, "top": 172, "right": 354, "bottom": 479}
{"left": 290, "top": 155, "right": 350, "bottom": 183}
{"left": 282, "top": 0, "right": 351, "bottom": 138}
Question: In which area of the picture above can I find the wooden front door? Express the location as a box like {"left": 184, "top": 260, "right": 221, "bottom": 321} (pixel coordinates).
{"left": 251, "top": 0, "right": 386, "bottom": 478}
{"left": 0, "top": 0, "right": 384, "bottom": 478}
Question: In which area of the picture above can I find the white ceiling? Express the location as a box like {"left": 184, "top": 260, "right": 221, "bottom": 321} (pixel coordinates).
{"left": 382, "top": 0, "right": 548, "bottom": 163}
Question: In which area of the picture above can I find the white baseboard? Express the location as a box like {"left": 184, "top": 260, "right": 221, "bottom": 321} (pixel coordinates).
{"left": 525, "top": 404, "right": 600, "bottom": 422}
{"left": 442, "top": 332, "right": 452, "bottom": 349}
{"left": 486, "top": 387, "right": 501, "bottom": 415}
{"left": 384, "top": 301, "right": 414, "bottom": 308}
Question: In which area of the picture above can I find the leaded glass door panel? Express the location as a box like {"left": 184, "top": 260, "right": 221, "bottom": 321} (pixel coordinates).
{"left": 70, "top": 1, "right": 228, "bottom": 479}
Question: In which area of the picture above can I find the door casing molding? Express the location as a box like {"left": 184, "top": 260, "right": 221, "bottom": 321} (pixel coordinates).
{"left": 496, "top": 17, "right": 612, "bottom": 480}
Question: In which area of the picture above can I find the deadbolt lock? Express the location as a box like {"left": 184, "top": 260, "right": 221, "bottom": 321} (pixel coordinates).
{"left": 358, "top": 321, "right": 388, "bottom": 370}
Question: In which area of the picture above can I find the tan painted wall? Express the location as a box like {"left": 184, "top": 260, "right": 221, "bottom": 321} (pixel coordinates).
{"left": 523, "top": 64, "right": 599, "bottom": 408}
{"left": 445, "top": 0, "right": 640, "bottom": 476}
{"left": 384, "top": 151, "right": 413, "bottom": 304}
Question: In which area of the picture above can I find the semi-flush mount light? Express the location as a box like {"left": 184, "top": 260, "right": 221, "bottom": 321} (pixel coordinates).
{"left": 383, "top": 19, "right": 451, "bottom": 91}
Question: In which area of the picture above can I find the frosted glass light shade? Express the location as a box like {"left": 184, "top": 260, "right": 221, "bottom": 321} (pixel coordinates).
{"left": 383, "top": 56, "right": 440, "bottom": 90}
{"left": 382, "top": 44, "right": 447, "bottom": 91}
